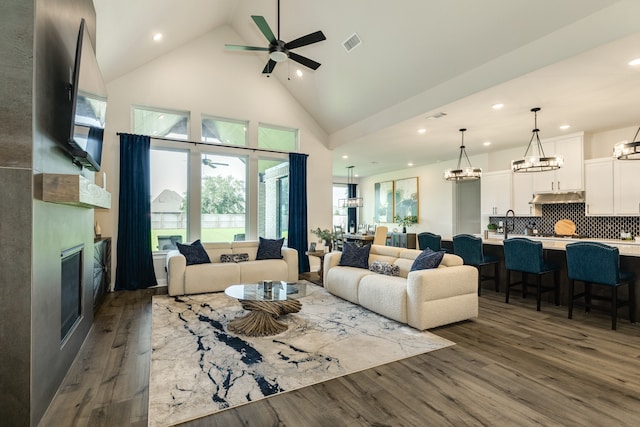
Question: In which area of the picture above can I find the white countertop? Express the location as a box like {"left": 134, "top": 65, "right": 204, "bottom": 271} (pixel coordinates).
{"left": 474, "top": 233, "right": 640, "bottom": 257}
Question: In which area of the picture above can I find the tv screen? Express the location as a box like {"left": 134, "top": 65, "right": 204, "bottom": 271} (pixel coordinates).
{"left": 68, "top": 18, "right": 107, "bottom": 172}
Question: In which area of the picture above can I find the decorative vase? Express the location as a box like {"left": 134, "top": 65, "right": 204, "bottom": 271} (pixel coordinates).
{"left": 402, "top": 226, "right": 407, "bottom": 234}
{"left": 325, "top": 240, "right": 332, "bottom": 252}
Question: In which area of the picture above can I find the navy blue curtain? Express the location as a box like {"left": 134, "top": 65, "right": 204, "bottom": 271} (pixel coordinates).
{"left": 347, "top": 183, "right": 357, "bottom": 231}
{"left": 115, "top": 133, "right": 157, "bottom": 290}
{"left": 288, "top": 153, "right": 310, "bottom": 274}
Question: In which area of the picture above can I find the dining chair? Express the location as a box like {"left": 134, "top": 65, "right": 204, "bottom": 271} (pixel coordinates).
{"left": 503, "top": 237, "right": 560, "bottom": 311}
{"left": 373, "top": 226, "right": 388, "bottom": 245}
{"left": 333, "top": 225, "right": 344, "bottom": 251}
{"left": 418, "top": 232, "right": 448, "bottom": 252}
{"left": 565, "top": 241, "right": 636, "bottom": 330}
{"left": 453, "top": 234, "right": 500, "bottom": 295}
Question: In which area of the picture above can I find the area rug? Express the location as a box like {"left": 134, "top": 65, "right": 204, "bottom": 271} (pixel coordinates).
{"left": 148, "top": 283, "right": 454, "bottom": 427}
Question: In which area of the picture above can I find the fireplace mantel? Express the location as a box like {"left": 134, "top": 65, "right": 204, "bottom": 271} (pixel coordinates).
{"left": 38, "top": 173, "right": 111, "bottom": 209}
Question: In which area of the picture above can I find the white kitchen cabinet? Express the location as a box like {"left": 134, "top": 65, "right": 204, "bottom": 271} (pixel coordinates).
{"left": 614, "top": 159, "right": 640, "bottom": 215}
{"left": 532, "top": 133, "right": 584, "bottom": 193}
{"left": 584, "top": 158, "right": 614, "bottom": 215}
{"left": 511, "top": 172, "right": 540, "bottom": 216}
{"left": 481, "top": 170, "right": 511, "bottom": 215}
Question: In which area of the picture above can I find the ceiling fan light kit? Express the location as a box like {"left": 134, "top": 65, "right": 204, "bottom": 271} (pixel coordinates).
{"left": 512, "top": 107, "right": 564, "bottom": 173}
{"left": 444, "top": 128, "right": 482, "bottom": 181}
{"left": 613, "top": 126, "right": 640, "bottom": 160}
{"left": 224, "top": 0, "right": 326, "bottom": 75}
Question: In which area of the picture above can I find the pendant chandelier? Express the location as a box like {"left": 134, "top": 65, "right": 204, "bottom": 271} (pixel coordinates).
{"left": 512, "top": 107, "right": 563, "bottom": 173}
{"left": 613, "top": 126, "right": 640, "bottom": 160}
{"left": 444, "top": 128, "right": 482, "bottom": 181}
{"left": 339, "top": 165, "right": 363, "bottom": 208}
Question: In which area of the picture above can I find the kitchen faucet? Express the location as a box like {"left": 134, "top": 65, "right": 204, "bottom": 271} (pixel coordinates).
{"left": 504, "top": 209, "right": 515, "bottom": 239}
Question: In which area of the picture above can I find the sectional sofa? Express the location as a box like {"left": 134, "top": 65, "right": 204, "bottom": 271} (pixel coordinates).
{"left": 323, "top": 244, "right": 478, "bottom": 330}
{"left": 166, "top": 240, "right": 298, "bottom": 296}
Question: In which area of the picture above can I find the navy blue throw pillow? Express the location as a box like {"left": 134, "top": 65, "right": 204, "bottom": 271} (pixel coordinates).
{"left": 410, "top": 248, "right": 445, "bottom": 271}
{"left": 176, "top": 239, "right": 211, "bottom": 266}
{"left": 256, "top": 237, "right": 284, "bottom": 260}
{"left": 339, "top": 242, "right": 371, "bottom": 269}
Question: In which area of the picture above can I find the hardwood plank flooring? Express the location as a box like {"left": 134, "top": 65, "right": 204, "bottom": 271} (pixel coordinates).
{"left": 39, "top": 285, "right": 640, "bottom": 427}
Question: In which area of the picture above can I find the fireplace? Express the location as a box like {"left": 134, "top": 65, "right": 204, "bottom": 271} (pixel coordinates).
{"left": 61, "top": 244, "right": 83, "bottom": 341}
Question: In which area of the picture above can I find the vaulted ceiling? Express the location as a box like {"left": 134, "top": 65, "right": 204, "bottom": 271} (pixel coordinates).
{"left": 93, "top": 0, "right": 640, "bottom": 177}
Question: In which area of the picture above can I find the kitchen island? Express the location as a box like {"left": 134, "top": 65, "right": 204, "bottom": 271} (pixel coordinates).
{"left": 441, "top": 234, "right": 640, "bottom": 325}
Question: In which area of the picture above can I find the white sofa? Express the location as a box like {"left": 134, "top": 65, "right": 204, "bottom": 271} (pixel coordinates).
{"left": 323, "top": 244, "right": 478, "bottom": 330}
{"left": 166, "top": 240, "right": 299, "bottom": 296}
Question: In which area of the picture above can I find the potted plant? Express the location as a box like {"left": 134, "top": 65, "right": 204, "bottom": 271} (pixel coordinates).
{"left": 394, "top": 215, "right": 418, "bottom": 233}
{"left": 487, "top": 223, "right": 498, "bottom": 232}
{"left": 310, "top": 227, "right": 336, "bottom": 251}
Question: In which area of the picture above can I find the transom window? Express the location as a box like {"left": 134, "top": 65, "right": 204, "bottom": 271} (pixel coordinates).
{"left": 201, "top": 115, "right": 248, "bottom": 146}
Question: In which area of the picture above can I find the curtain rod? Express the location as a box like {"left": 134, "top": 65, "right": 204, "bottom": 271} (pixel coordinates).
{"left": 116, "top": 132, "right": 308, "bottom": 157}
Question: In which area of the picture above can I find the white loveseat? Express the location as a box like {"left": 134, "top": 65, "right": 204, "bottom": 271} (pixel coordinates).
{"left": 323, "top": 244, "right": 478, "bottom": 330}
{"left": 166, "top": 240, "right": 299, "bottom": 296}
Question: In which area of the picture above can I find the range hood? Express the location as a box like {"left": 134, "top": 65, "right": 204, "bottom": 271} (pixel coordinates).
{"left": 529, "top": 191, "right": 584, "bottom": 205}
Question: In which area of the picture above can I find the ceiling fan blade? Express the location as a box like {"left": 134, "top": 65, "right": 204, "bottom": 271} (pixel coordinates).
{"left": 288, "top": 52, "right": 321, "bottom": 70}
{"left": 225, "top": 44, "right": 269, "bottom": 51}
{"left": 284, "top": 31, "right": 326, "bottom": 50}
{"left": 262, "top": 59, "right": 277, "bottom": 74}
{"left": 251, "top": 15, "right": 276, "bottom": 44}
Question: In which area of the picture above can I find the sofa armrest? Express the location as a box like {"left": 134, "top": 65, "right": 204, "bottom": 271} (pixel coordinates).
{"left": 166, "top": 250, "right": 187, "bottom": 296}
{"left": 323, "top": 251, "right": 343, "bottom": 285}
{"left": 282, "top": 247, "right": 299, "bottom": 282}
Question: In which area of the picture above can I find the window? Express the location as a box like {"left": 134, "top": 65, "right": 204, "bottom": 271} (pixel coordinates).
{"left": 259, "top": 159, "right": 289, "bottom": 240}
{"left": 136, "top": 105, "right": 297, "bottom": 250}
{"left": 133, "top": 106, "right": 189, "bottom": 140}
{"left": 150, "top": 149, "right": 188, "bottom": 251}
{"left": 258, "top": 124, "right": 297, "bottom": 152}
{"left": 201, "top": 153, "right": 247, "bottom": 242}
{"left": 201, "top": 115, "right": 248, "bottom": 146}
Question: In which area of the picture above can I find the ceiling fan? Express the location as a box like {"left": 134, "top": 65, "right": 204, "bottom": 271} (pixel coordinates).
{"left": 202, "top": 156, "right": 228, "bottom": 169}
{"left": 225, "top": 0, "right": 326, "bottom": 74}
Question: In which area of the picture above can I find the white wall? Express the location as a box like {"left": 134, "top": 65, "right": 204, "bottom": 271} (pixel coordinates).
{"left": 95, "top": 25, "right": 333, "bottom": 286}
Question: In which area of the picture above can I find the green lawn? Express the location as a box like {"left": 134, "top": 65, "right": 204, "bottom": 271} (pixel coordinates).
{"left": 152, "top": 228, "right": 245, "bottom": 250}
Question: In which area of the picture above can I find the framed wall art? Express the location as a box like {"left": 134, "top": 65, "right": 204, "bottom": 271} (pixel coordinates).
{"left": 374, "top": 180, "right": 394, "bottom": 223}
{"left": 393, "top": 177, "right": 419, "bottom": 220}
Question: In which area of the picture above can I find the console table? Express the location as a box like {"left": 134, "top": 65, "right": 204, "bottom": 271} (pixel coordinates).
{"left": 388, "top": 232, "right": 417, "bottom": 249}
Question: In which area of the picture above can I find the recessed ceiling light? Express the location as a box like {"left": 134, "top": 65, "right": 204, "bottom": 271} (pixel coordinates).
{"left": 483, "top": 141, "right": 491, "bottom": 146}
{"left": 492, "top": 103, "right": 504, "bottom": 110}
{"left": 296, "top": 69, "right": 303, "bottom": 77}
{"left": 407, "top": 162, "right": 414, "bottom": 167}
{"left": 559, "top": 124, "right": 571, "bottom": 130}
{"left": 417, "top": 128, "right": 427, "bottom": 134}
{"left": 628, "top": 58, "right": 640, "bottom": 66}
{"left": 153, "top": 33, "right": 163, "bottom": 42}
{"left": 342, "top": 155, "right": 349, "bottom": 159}
{"left": 354, "top": 174, "right": 359, "bottom": 177}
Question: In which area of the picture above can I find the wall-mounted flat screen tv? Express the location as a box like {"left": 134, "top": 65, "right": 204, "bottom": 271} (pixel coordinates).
{"left": 68, "top": 18, "right": 107, "bottom": 172}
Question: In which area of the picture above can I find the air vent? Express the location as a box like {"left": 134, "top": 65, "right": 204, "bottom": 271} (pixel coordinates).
{"left": 426, "top": 112, "right": 448, "bottom": 120}
{"left": 343, "top": 33, "right": 362, "bottom": 52}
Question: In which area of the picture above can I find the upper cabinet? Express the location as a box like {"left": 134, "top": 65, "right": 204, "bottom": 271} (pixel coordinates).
{"left": 614, "top": 160, "right": 640, "bottom": 215}
{"left": 532, "top": 133, "right": 584, "bottom": 193}
{"left": 584, "top": 158, "right": 614, "bottom": 215}
{"left": 511, "top": 172, "right": 539, "bottom": 216}
{"left": 481, "top": 170, "right": 511, "bottom": 215}
{"left": 584, "top": 157, "right": 640, "bottom": 216}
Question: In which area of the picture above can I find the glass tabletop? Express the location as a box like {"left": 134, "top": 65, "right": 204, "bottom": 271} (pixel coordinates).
{"left": 225, "top": 281, "right": 308, "bottom": 301}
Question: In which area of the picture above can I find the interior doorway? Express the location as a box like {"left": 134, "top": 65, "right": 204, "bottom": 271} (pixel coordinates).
{"left": 453, "top": 179, "right": 481, "bottom": 235}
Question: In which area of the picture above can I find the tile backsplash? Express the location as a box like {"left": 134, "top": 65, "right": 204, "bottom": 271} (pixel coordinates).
{"left": 489, "top": 203, "right": 640, "bottom": 239}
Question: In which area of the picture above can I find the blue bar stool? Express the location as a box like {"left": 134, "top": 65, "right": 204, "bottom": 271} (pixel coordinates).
{"left": 503, "top": 237, "right": 560, "bottom": 311}
{"left": 565, "top": 242, "right": 636, "bottom": 330}
{"left": 418, "top": 232, "right": 448, "bottom": 252}
{"left": 453, "top": 234, "right": 500, "bottom": 295}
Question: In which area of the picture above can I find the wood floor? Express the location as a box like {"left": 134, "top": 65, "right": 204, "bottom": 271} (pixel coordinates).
{"left": 40, "top": 281, "right": 640, "bottom": 427}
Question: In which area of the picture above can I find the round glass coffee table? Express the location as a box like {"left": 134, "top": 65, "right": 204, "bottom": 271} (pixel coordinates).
{"left": 224, "top": 281, "right": 308, "bottom": 337}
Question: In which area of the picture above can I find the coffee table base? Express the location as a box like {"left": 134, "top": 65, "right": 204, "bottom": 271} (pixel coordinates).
{"left": 228, "top": 299, "right": 302, "bottom": 337}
